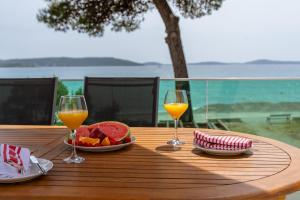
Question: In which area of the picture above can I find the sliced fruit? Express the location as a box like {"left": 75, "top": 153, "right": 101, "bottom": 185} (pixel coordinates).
{"left": 88, "top": 122, "right": 100, "bottom": 130}
{"left": 93, "top": 121, "right": 130, "bottom": 142}
{"left": 101, "top": 137, "right": 111, "bottom": 146}
{"left": 79, "top": 137, "right": 100, "bottom": 146}
{"left": 108, "top": 137, "right": 122, "bottom": 145}
{"left": 76, "top": 126, "right": 90, "bottom": 136}
{"left": 90, "top": 127, "right": 106, "bottom": 140}
{"left": 123, "top": 136, "right": 132, "bottom": 143}
{"left": 75, "top": 126, "right": 90, "bottom": 142}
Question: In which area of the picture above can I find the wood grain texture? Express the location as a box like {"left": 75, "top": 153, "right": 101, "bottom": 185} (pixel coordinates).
{"left": 0, "top": 126, "right": 300, "bottom": 200}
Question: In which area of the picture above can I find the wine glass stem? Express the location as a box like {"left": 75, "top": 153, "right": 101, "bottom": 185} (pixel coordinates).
{"left": 71, "top": 129, "right": 78, "bottom": 158}
{"left": 174, "top": 119, "right": 179, "bottom": 141}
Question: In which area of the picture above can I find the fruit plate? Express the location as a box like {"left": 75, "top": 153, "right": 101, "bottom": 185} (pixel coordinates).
{"left": 0, "top": 158, "right": 53, "bottom": 183}
{"left": 64, "top": 136, "right": 136, "bottom": 152}
{"left": 193, "top": 142, "right": 252, "bottom": 156}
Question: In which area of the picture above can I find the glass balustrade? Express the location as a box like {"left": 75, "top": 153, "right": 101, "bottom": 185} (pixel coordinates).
{"left": 60, "top": 78, "right": 300, "bottom": 147}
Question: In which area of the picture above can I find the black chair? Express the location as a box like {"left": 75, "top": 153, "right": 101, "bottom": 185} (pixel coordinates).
{"left": 84, "top": 77, "right": 159, "bottom": 127}
{"left": 0, "top": 78, "right": 57, "bottom": 125}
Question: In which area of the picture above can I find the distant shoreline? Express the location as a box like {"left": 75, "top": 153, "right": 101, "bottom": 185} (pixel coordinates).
{"left": 1, "top": 57, "right": 300, "bottom": 67}
{"left": 0, "top": 65, "right": 156, "bottom": 68}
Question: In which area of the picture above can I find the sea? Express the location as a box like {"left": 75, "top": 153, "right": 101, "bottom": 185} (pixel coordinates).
{"left": 1, "top": 64, "right": 300, "bottom": 113}
{"left": 2, "top": 64, "right": 300, "bottom": 79}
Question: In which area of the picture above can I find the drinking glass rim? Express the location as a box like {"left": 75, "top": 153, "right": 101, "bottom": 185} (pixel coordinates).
{"left": 166, "top": 89, "right": 187, "bottom": 92}
{"left": 61, "top": 95, "right": 85, "bottom": 98}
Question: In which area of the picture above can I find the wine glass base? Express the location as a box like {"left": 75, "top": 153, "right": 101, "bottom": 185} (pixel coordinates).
{"left": 167, "top": 139, "right": 185, "bottom": 146}
{"left": 63, "top": 155, "right": 85, "bottom": 164}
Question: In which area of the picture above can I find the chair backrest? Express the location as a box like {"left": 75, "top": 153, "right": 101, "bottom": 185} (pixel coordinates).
{"left": 0, "top": 78, "right": 57, "bottom": 125}
{"left": 84, "top": 77, "right": 159, "bottom": 127}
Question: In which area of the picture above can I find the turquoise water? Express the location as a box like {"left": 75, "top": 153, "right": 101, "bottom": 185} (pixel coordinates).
{"left": 62, "top": 79, "right": 300, "bottom": 113}
{"left": 4, "top": 64, "right": 300, "bottom": 111}
{"left": 63, "top": 80, "right": 84, "bottom": 95}
{"left": 62, "top": 79, "right": 300, "bottom": 106}
{"left": 189, "top": 80, "right": 300, "bottom": 106}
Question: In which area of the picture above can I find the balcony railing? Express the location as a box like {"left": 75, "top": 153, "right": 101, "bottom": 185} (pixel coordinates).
{"left": 60, "top": 78, "right": 300, "bottom": 148}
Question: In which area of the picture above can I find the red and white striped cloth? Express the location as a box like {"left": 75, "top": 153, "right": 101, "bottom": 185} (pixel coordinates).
{"left": 194, "top": 130, "right": 252, "bottom": 150}
{"left": 0, "top": 144, "right": 30, "bottom": 177}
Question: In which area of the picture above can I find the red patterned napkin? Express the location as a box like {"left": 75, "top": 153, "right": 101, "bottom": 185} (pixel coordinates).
{"left": 0, "top": 144, "right": 30, "bottom": 177}
{"left": 194, "top": 130, "right": 252, "bottom": 150}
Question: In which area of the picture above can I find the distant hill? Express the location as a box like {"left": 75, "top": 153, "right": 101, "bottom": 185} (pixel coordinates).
{"left": 245, "top": 59, "right": 300, "bottom": 65}
{"left": 1, "top": 57, "right": 300, "bottom": 67}
{"left": 0, "top": 57, "right": 142, "bottom": 67}
{"left": 189, "top": 61, "right": 230, "bottom": 65}
{"left": 143, "top": 62, "right": 163, "bottom": 66}
{"left": 189, "top": 59, "right": 300, "bottom": 65}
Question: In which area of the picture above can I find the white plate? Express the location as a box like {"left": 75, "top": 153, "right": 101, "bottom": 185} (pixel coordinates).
{"left": 193, "top": 143, "right": 252, "bottom": 156}
{"left": 64, "top": 136, "right": 136, "bottom": 152}
{"left": 0, "top": 158, "right": 53, "bottom": 183}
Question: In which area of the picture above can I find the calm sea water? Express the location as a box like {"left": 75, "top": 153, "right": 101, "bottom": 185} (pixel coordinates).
{"left": 2, "top": 64, "right": 300, "bottom": 79}
{"left": 0, "top": 65, "right": 173, "bottom": 79}
{"left": 0, "top": 64, "right": 300, "bottom": 108}
{"left": 63, "top": 79, "right": 300, "bottom": 112}
{"left": 2, "top": 64, "right": 300, "bottom": 110}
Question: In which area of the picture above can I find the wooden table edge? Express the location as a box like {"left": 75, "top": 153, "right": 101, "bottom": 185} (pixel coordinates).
{"left": 1, "top": 126, "right": 300, "bottom": 200}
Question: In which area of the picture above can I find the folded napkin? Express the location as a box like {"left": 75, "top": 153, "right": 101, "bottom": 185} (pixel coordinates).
{"left": 0, "top": 144, "right": 30, "bottom": 178}
{"left": 194, "top": 130, "right": 252, "bottom": 150}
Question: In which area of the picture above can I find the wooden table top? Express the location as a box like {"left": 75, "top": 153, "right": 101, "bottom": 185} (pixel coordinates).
{"left": 0, "top": 125, "right": 300, "bottom": 200}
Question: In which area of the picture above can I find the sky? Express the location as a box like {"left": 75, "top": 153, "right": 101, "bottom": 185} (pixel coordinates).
{"left": 0, "top": 0, "right": 299, "bottom": 63}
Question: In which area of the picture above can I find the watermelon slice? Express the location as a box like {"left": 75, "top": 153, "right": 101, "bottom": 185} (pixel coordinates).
{"left": 75, "top": 126, "right": 90, "bottom": 143}
{"left": 90, "top": 127, "right": 106, "bottom": 141}
{"left": 89, "top": 121, "right": 130, "bottom": 142}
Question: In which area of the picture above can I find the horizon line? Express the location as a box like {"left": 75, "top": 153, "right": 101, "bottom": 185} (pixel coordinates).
{"left": 1, "top": 57, "right": 300, "bottom": 65}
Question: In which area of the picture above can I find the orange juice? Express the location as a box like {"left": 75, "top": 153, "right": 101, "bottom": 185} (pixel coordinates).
{"left": 58, "top": 110, "right": 88, "bottom": 129}
{"left": 164, "top": 103, "right": 188, "bottom": 120}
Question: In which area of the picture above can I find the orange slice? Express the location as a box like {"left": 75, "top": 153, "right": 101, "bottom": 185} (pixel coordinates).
{"left": 79, "top": 137, "right": 100, "bottom": 146}
{"left": 101, "top": 137, "right": 111, "bottom": 146}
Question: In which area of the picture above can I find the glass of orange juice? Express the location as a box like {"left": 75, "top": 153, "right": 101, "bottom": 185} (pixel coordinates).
{"left": 58, "top": 95, "right": 88, "bottom": 163}
{"left": 164, "top": 90, "right": 188, "bottom": 146}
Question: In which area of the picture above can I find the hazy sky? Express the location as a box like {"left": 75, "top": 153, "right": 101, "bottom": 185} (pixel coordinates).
{"left": 0, "top": 0, "right": 299, "bottom": 63}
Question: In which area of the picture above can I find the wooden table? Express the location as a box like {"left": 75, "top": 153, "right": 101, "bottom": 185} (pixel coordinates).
{"left": 0, "top": 126, "right": 300, "bottom": 200}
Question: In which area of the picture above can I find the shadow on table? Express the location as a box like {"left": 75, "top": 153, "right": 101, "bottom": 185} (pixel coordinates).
{"left": 155, "top": 145, "right": 182, "bottom": 152}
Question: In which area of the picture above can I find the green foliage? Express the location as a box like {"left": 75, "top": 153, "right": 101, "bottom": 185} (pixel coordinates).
{"left": 172, "top": 0, "right": 223, "bottom": 18}
{"left": 37, "top": 0, "right": 224, "bottom": 36}
{"left": 75, "top": 87, "right": 83, "bottom": 95}
{"left": 56, "top": 81, "right": 69, "bottom": 106}
{"left": 37, "top": 0, "right": 152, "bottom": 36}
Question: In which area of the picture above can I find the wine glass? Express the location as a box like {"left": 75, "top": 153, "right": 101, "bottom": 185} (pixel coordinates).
{"left": 58, "top": 95, "right": 88, "bottom": 163}
{"left": 164, "top": 90, "right": 189, "bottom": 146}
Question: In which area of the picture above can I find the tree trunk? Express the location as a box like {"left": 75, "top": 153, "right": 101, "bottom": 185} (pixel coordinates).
{"left": 152, "top": 0, "right": 188, "bottom": 78}
{"left": 153, "top": 0, "right": 194, "bottom": 124}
